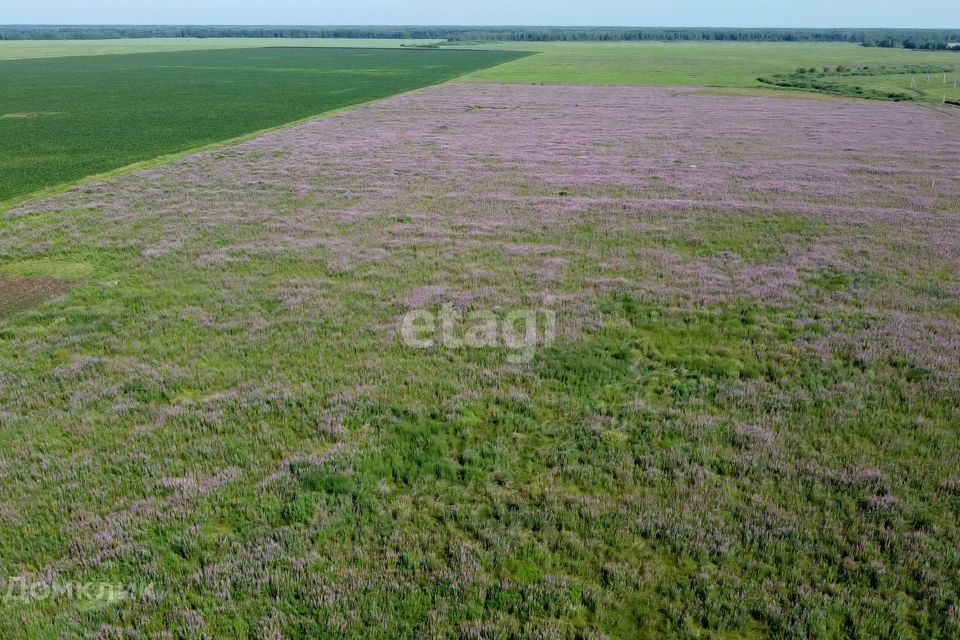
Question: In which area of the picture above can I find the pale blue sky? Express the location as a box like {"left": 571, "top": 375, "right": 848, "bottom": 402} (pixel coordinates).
{"left": 4, "top": 0, "right": 958, "bottom": 29}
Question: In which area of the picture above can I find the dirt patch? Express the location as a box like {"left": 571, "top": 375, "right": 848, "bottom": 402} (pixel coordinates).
{"left": 0, "top": 276, "right": 71, "bottom": 317}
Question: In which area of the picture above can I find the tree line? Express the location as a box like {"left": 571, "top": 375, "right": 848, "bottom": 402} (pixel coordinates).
{"left": 1, "top": 26, "right": 958, "bottom": 50}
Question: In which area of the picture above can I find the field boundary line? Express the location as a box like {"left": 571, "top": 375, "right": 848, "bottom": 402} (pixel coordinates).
{"left": 0, "top": 80, "right": 461, "bottom": 215}
{"left": 0, "top": 89, "right": 420, "bottom": 214}
{"left": 0, "top": 46, "right": 534, "bottom": 214}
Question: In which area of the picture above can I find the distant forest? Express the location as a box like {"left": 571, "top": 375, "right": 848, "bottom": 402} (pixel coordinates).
{"left": 2, "top": 26, "right": 959, "bottom": 50}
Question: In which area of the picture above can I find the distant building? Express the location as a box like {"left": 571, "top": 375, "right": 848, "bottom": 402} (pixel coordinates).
{"left": 948, "top": 43, "right": 960, "bottom": 50}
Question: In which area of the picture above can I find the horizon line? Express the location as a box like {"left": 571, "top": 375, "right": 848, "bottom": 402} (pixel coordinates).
{"left": 3, "top": 24, "right": 959, "bottom": 31}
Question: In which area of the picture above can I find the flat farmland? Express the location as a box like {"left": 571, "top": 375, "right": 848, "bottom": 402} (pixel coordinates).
{"left": 0, "top": 38, "right": 445, "bottom": 60}
{"left": 0, "top": 46, "right": 526, "bottom": 203}
{"left": 1, "top": 81, "right": 959, "bottom": 637}
{"left": 461, "top": 41, "right": 960, "bottom": 88}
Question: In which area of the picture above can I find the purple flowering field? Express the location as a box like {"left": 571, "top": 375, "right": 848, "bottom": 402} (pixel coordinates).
{"left": 1, "top": 82, "right": 959, "bottom": 637}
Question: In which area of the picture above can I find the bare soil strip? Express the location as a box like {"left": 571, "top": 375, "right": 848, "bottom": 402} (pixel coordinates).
{"left": 0, "top": 276, "right": 71, "bottom": 317}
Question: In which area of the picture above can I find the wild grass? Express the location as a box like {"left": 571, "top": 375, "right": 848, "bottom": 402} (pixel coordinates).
{"left": 0, "top": 83, "right": 958, "bottom": 637}
{"left": 460, "top": 41, "right": 960, "bottom": 89}
{"left": 760, "top": 63, "right": 960, "bottom": 103}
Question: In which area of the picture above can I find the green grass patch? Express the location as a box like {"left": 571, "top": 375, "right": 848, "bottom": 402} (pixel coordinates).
{"left": 461, "top": 42, "right": 960, "bottom": 89}
{"left": 664, "top": 212, "right": 831, "bottom": 263}
{"left": 0, "top": 259, "right": 94, "bottom": 280}
{"left": 759, "top": 63, "right": 960, "bottom": 103}
{"left": 540, "top": 294, "right": 792, "bottom": 408}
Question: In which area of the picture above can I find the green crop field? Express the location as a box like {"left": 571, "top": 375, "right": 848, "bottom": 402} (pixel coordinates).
{"left": 0, "top": 38, "right": 444, "bottom": 60}
{"left": 0, "top": 46, "right": 525, "bottom": 204}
